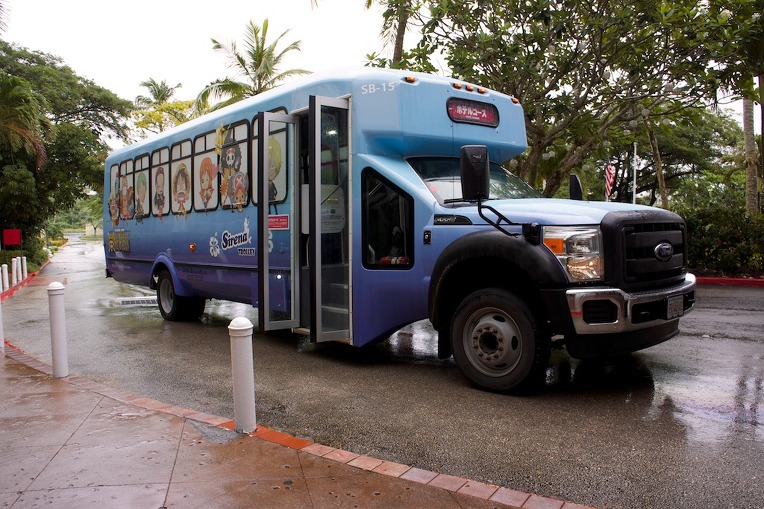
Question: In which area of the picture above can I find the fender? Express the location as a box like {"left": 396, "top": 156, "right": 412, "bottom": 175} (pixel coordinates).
{"left": 149, "top": 254, "right": 191, "bottom": 297}
{"left": 428, "top": 229, "right": 568, "bottom": 331}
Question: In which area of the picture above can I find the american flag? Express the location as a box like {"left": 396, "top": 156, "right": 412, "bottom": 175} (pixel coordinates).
{"left": 605, "top": 159, "right": 615, "bottom": 200}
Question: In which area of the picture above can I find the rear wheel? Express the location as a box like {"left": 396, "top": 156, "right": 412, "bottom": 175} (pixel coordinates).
{"left": 451, "top": 288, "right": 549, "bottom": 393}
{"left": 157, "top": 270, "right": 205, "bottom": 321}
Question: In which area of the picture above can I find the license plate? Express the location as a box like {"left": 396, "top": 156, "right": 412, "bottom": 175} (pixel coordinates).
{"left": 667, "top": 295, "right": 684, "bottom": 319}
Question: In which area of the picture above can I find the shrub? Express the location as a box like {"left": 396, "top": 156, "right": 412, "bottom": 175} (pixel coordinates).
{"left": 680, "top": 206, "right": 764, "bottom": 278}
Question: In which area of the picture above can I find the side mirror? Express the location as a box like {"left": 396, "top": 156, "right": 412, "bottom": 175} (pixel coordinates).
{"left": 460, "top": 145, "right": 489, "bottom": 201}
{"left": 570, "top": 173, "right": 583, "bottom": 201}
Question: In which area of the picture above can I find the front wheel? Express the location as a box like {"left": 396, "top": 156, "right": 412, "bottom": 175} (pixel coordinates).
{"left": 450, "top": 288, "right": 549, "bottom": 393}
{"left": 157, "top": 270, "right": 205, "bottom": 321}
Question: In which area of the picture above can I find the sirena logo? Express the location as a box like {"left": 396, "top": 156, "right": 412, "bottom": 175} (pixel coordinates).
{"left": 654, "top": 242, "right": 674, "bottom": 262}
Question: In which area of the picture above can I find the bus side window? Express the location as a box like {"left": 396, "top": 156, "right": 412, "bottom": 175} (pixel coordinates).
{"left": 219, "top": 122, "right": 250, "bottom": 212}
{"left": 151, "top": 148, "right": 170, "bottom": 220}
{"left": 362, "top": 168, "right": 413, "bottom": 268}
{"left": 170, "top": 140, "right": 192, "bottom": 217}
{"left": 118, "top": 160, "right": 134, "bottom": 220}
{"left": 194, "top": 131, "right": 219, "bottom": 213}
{"left": 134, "top": 154, "right": 150, "bottom": 222}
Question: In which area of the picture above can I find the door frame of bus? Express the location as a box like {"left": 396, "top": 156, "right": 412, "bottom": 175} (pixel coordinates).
{"left": 257, "top": 111, "right": 299, "bottom": 332}
{"left": 309, "top": 96, "right": 350, "bottom": 343}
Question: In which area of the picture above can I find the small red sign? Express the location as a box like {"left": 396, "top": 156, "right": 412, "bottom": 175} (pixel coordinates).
{"left": 268, "top": 215, "right": 290, "bottom": 230}
{"left": 446, "top": 98, "right": 500, "bottom": 127}
{"left": 3, "top": 229, "right": 22, "bottom": 246}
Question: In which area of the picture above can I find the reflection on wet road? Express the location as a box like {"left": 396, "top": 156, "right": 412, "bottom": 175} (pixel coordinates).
{"left": 393, "top": 316, "right": 764, "bottom": 448}
{"left": 3, "top": 236, "right": 763, "bottom": 509}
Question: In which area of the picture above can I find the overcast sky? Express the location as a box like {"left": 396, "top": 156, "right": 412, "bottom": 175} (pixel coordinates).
{"left": 3, "top": 0, "right": 758, "bottom": 131}
{"left": 4, "top": 0, "right": 391, "bottom": 102}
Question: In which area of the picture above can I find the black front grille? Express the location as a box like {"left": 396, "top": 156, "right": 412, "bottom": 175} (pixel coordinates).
{"left": 602, "top": 211, "right": 688, "bottom": 291}
{"left": 624, "top": 222, "right": 686, "bottom": 282}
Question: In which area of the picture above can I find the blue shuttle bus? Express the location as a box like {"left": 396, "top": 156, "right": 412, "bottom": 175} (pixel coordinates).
{"left": 104, "top": 68, "right": 696, "bottom": 392}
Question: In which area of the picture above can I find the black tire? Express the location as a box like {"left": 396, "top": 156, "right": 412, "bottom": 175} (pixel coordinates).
{"left": 450, "top": 288, "right": 549, "bottom": 393}
{"left": 157, "top": 270, "right": 205, "bottom": 321}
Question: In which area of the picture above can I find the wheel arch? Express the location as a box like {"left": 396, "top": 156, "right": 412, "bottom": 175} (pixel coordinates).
{"left": 149, "top": 256, "right": 189, "bottom": 296}
{"left": 429, "top": 230, "right": 567, "bottom": 358}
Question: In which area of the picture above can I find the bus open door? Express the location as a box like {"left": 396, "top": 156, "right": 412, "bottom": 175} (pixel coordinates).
{"left": 256, "top": 96, "right": 350, "bottom": 344}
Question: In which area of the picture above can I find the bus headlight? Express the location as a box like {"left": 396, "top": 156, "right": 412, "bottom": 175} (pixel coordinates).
{"left": 542, "top": 226, "right": 604, "bottom": 282}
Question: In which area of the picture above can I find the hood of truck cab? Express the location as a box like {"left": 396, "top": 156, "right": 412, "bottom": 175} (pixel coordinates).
{"left": 475, "top": 198, "right": 662, "bottom": 226}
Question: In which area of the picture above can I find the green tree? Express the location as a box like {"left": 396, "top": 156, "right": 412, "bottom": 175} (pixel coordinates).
{"left": 195, "top": 19, "right": 310, "bottom": 111}
{"left": 736, "top": 3, "right": 763, "bottom": 216}
{"left": 0, "top": 74, "right": 46, "bottom": 169}
{"left": 133, "top": 78, "right": 192, "bottom": 135}
{"left": 742, "top": 96, "right": 759, "bottom": 213}
{"left": 49, "top": 194, "right": 103, "bottom": 236}
{"left": 0, "top": 41, "right": 132, "bottom": 258}
{"left": 135, "top": 78, "right": 182, "bottom": 108}
{"left": 133, "top": 100, "right": 194, "bottom": 136}
{"left": 401, "top": 0, "right": 737, "bottom": 197}
{"left": 0, "top": 41, "right": 132, "bottom": 141}
{"left": 366, "top": 0, "right": 438, "bottom": 72}
{"left": 581, "top": 107, "right": 744, "bottom": 205}
{"left": 704, "top": 2, "right": 762, "bottom": 215}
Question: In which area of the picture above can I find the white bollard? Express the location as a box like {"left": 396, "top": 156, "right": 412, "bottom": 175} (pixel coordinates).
{"left": 228, "top": 316, "right": 256, "bottom": 433}
{"left": 1, "top": 264, "right": 7, "bottom": 291}
{"left": 21, "top": 256, "right": 27, "bottom": 280}
{"left": 15, "top": 257, "right": 22, "bottom": 283}
{"left": 47, "top": 282, "right": 68, "bottom": 377}
{"left": 10, "top": 258, "right": 17, "bottom": 287}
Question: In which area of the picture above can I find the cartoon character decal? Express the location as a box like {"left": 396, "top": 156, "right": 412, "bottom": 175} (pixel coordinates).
{"left": 154, "top": 166, "right": 167, "bottom": 221}
{"left": 268, "top": 135, "right": 282, "bottom": 213}
{"left": 198, "top": 156, "right": 217, "bottom": 211}
{"left": 221, "top": 144, "right": 243, "bottom": 210}
{"left": 217, "top": 124, "right": 248, "bottom": 213}
{"left": 173, "top": 162, "right": 191, "bottom": 218}
{"left": 135, "top": 172, "right": 148, "bottom": 222}
{"left": 119, "top": 172, "right": 134, "bottom": 220}
{"left": 108, "top": 166, "right": 120, "bottom": 226}
{"left": 233, "top": 171, "right": 249, "bottom": 211}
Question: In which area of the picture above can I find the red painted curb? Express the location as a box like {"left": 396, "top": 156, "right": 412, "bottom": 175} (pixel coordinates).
{"left": 695, "top": 276, "right": 764, "bottom": 287}
{"left": 0, "top": 260, "right": 50, "bottom": 302}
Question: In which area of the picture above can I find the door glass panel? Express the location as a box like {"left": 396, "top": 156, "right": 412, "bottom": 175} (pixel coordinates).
{"left": 259, "top": 113, "right": 298, "bottom": 330}
{"left": 310, "top": 97, "right": 350, "bottom": 342}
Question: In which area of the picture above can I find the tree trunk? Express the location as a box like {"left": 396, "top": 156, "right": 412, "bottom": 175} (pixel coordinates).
{"left": 759, "top": 73, "right": 763, "bottom": 213}
{"left": 392, "top": 1, "right": 409, "bottom": 64}
{"left": 743, "top": 97, "right": 759, "bottom": 215}
{"left": 646, "top": 123, "right": 668, "bottom": 208}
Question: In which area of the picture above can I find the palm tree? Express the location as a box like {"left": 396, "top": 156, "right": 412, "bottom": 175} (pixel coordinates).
{"left": 0, "top": 74, "right": 47, "bottom": 169}
{"left": 135, "top": 78, "right": 182, "bottom": 108}
{"left": 316, "top": 0, "right": 415, "bottom": 67}
{"left": 0, "top": 1, "right": 8, "bottom": 34}
{"left": 378, "top": 0, "right": 417, "bottom": 65}
{"left": 741, "top": 9, "right": 763, "bottom": 214}
{"left": 133, "top": 78, "right": 193, "bottom": 134}
{"left": 194, "top": 19, "right": 309, "bottom": 112}
{"left": 743, "top": 97, "right": 759, "bottom": 214}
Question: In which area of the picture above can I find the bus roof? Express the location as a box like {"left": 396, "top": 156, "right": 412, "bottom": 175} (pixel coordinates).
{"left": 108, "top": 67, "right": 527, "bottom": 164}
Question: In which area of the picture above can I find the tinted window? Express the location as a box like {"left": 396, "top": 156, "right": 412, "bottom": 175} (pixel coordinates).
{"left": 409, "top": 157, "right": 540, "bottom": 204}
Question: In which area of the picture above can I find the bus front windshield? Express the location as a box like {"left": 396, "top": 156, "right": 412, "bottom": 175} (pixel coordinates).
{"left": 408, "top": 157, "right": 541, "bottom": 205}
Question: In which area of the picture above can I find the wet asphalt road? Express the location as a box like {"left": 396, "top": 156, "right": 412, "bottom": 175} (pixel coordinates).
{"left": 3, "top": 235, "right": 763, "bottom": 509}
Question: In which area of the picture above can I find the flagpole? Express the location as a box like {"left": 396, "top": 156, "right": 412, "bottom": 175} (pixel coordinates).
{"left": 632, "top": 142, "right": 637, "bottom": 204}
